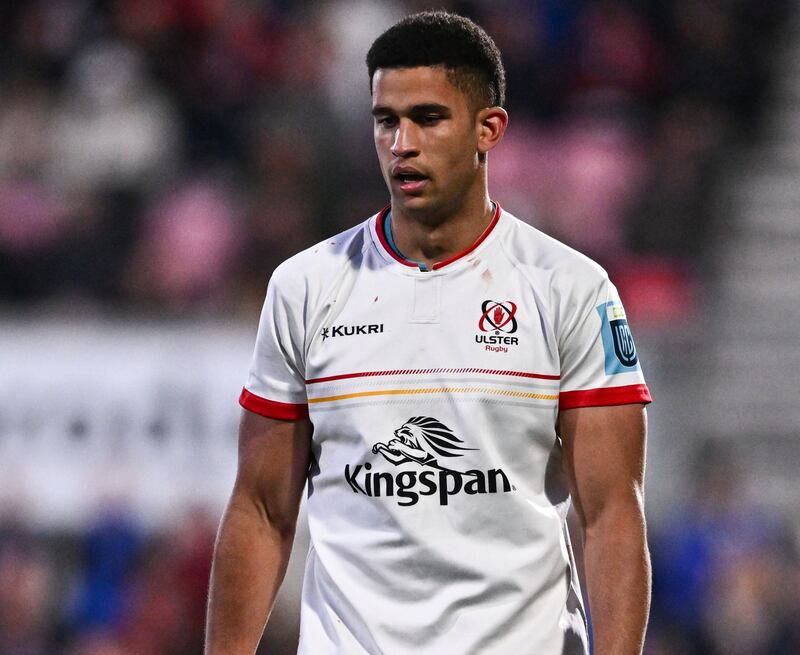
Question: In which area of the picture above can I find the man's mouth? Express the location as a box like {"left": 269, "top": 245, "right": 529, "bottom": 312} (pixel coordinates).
{"left": 393, "top": 171, "right": 429, "bottom": 193}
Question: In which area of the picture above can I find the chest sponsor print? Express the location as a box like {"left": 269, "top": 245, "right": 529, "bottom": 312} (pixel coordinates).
{"left": 344, "top": 416, "right": 515, "bottom": 507}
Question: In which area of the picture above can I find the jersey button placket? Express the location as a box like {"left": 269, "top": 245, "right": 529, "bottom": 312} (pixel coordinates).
{"left": 410, "top": 275, "right": 442, "bottom": 323}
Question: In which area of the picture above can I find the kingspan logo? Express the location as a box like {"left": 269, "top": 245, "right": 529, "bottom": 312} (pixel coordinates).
{"left": 344, "top": 416, "right": 514, "bottom": 507}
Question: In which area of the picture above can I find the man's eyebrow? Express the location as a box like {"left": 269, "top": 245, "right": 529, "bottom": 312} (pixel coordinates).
{"left": 410, "top": 103, "right": 451, "bottom": 115}
{"left": 371, "top": 103, "right": 451, "bottom": 116}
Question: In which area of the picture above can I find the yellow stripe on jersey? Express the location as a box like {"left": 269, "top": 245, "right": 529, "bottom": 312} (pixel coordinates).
{"left": 307, "top": 387, "right": 559, "bottom": 404}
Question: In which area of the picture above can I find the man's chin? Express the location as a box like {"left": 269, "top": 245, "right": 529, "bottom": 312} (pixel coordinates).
{"left": 390, "top": 192, "right": 433, "bottom": 212}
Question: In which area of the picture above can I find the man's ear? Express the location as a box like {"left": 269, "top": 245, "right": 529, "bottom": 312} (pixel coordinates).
{"left": 477, "top": 107, "right": 509, "bottom": 156}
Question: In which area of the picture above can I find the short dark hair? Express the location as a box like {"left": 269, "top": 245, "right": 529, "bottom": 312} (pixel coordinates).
{"left": 366, "top": 11, "right": 506, "bottom": 109}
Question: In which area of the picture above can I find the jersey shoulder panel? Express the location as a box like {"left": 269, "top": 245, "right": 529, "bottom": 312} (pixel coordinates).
{"left": 498, "top": 211, "right": 611, "bottom": 335}
{"left": 501, "top": 212, "right": 608, "bottom": 289}
{"left": 269, "top": 217, "right": 373, "bottom": 297}
{"left": 497, "top": 213, "right": 650, "bottom": 405}
{"left": 240, "top": 216, "right": 375, "bottom": 419}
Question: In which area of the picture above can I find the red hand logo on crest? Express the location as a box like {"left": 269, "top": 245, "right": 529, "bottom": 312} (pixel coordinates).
{"left": 479, "top": 300, "right": 518, "bottom": 333}
{"left": 493, "top": 306, "right": 504, "bottom": 326}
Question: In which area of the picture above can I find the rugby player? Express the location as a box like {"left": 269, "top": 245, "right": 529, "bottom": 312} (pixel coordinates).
{"left": 207, "top": 10, "right": 651, "bottom": 654}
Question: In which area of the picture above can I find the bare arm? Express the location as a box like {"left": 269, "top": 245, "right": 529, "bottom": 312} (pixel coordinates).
{"left": 205, "top": 409, "right": 313, "bottom": 655}
{"left": 559, "top": 404, "right": 651, "bottom": 655}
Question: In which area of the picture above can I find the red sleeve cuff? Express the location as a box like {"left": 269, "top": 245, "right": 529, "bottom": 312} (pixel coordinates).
{"left": 239, "top": 388, "right": 309, "bottom": 420}
{"left": 559, "top": 384, "right": 652, "bottom": 410}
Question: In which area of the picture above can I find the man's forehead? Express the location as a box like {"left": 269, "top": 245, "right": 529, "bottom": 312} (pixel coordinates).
{"left": 371, "top": 66, "right": 465, "bottom": 108}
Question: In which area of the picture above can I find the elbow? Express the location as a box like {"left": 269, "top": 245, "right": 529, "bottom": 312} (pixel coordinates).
{"left": 583, "top": 494, "right": 648, "bottom": 544}
{"left": 264, "top": 507, "right": 300, "bottom": 542}
{"left": 229, "top": 488, "right": 300, "bottom": 544}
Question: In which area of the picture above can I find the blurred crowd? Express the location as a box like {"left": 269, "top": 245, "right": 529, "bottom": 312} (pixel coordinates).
{"left": 647, "top": 443, "right": 800, "bottom": 655}
{"left": 0, "top": 0, "right": 790, "bottom": 322}
{"left": 0, "top": 506, "right": 217, "bottom": 655}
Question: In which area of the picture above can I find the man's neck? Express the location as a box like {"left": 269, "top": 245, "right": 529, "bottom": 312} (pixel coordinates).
{"left": 389, "top": 192, "right": 495, "bottom": 270}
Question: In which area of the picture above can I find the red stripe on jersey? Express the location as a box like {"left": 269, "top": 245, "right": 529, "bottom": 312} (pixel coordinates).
{"left": 306, "top": 368, "right": 560, "bottom": 384}
{"left": 374, "top": 203, "right": 503, "bottom": 270}
{"left": 558, "top": 384, "right": 652, "bottom": 410}
{"left": 239, "top": 388, "right": 309, "bottom": 420}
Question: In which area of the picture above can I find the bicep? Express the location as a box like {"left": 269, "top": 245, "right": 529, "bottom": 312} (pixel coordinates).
{"left": 233, "top": 409, "right": 313, "bottom": 534}
{"left": 558, "top": 404, "right": 647, "bottom": 530}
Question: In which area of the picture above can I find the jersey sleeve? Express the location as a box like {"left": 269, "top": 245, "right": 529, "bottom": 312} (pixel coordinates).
{"left": 239, "top": 268, "right": 309, "bottom": 420}
{"left": 558, "top": 276, "right": 652, "bottom": 410}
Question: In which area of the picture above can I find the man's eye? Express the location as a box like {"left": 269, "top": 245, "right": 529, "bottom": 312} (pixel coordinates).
{"left": 421, "top": 115, "right": 442, "bottom": 124}
{"left": 377, "top": 117, "right": 397, "bottom": 127}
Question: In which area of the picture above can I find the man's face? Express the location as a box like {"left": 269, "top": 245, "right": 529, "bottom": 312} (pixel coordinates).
{"left": 371, "top": 66, "right": 483, "bottom": 218}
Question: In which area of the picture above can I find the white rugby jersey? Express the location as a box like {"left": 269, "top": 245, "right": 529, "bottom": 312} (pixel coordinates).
{"left": 240, "top": 205, "right": 651, "bottom": 655}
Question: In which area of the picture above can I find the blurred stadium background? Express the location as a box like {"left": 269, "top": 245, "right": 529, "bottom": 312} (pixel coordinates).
{"left": 1, "top": 0, "right": 799, "bottom": 653}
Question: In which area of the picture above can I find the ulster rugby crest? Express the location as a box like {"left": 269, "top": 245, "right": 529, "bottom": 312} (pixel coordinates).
{"left": 475, "top": 300, "right": 519, "bottom": 353}
{"left": 478, "top": 300, "right": 518, "bottom": 333}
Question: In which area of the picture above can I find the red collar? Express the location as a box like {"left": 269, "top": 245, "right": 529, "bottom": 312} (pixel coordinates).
{"left": 375, "top": 203, "right": 502, "bottom": 271}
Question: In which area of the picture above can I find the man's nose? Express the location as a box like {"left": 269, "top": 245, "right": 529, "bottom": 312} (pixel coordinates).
{"left": 391, "top": 121, "right": 419, "bottom": 157}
